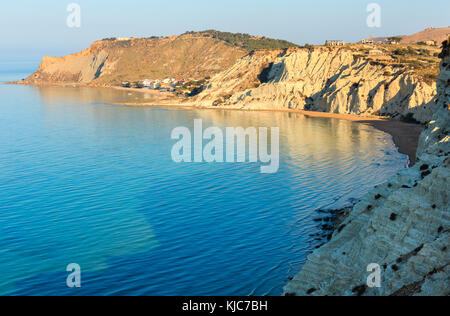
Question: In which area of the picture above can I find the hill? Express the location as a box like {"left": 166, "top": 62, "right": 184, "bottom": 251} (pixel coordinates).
{"left": 19, "top": 31, "right": 299, "bottom": 86}
{"left": 193, "top": 45, "right": 438, "bottom": 123}
{"left": 20, "top": 33, "right": 246, "bottom": 86}
{"left": 401, "top": 26, "right": 450, "bottom": 44}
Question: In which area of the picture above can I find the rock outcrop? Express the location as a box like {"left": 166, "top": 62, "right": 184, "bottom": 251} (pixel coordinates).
{"left": 195, "top": 47, "right": 438, "bottom": 123}
{"left": 283, "top": 40, "right": 450, "bottom": 296}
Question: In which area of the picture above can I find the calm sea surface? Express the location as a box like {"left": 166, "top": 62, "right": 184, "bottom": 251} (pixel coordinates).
{"left": 0, "top": 71, "right": 408, "bottom": 295}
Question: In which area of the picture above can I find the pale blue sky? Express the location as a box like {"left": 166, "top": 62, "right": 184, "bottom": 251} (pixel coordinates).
{"left": 1, "top": 0, "right": 449, "bottom": 63}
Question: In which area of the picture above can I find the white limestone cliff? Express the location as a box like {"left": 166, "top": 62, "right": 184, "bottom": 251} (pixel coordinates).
{"left": 195, "top": 47, "right": 438, "bottom": 123}
{"left": 283, "top": 41, "right": 450, "bottom": 296}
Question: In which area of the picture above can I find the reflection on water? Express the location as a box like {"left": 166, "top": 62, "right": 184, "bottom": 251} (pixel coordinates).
{"left": 0, "top": 85, "right": 408, "bottom": 295}
{"left": 34, "top": 85, "right": 161, "bottom": 105}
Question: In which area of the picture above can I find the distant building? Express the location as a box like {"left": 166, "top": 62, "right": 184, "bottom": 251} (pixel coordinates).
{"left": 117, "top": 37, "right": 131, "bottom": 41}
{"left": 425, "top": 40, "right": 436, "bottom": 46}
{"left": 325, "top": 40, "right": 345, "bottom": 46}
{"left": 383, "top": 39, "right": 399, "bottom": 45}
{"left": 361, "top": 39, "right": 374, "bottom": 44}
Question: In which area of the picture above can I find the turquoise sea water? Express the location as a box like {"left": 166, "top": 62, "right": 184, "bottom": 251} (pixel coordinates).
{"left": 0, "top": 73, "right": 408, "bottom": 295}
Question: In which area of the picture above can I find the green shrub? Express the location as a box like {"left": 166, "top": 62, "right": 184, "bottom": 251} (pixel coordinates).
{"left": 189, "top": 30, "right": 299, "bottom": 51}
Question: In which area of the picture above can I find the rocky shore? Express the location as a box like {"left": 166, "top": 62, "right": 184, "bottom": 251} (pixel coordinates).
{"left": 283, "top": 39, "right": 449, "bottom": 296}
{"left": 10, "top": 34, "right": 448, "bottom": 295}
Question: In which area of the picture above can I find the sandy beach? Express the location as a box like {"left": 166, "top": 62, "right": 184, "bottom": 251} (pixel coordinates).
{"left": 290, "top": 109, "right": 423, "bottom": 166}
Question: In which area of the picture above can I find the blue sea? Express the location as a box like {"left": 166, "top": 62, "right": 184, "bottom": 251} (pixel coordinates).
{"left": 0, "top": 70, "right": 408, "bottom": 296}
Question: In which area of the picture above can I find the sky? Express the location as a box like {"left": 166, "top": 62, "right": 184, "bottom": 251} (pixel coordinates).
{"left": 0, "top": 0, "right": 449, "bottom": 65}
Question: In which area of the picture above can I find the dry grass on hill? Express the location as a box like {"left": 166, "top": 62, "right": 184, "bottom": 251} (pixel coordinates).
{"left": 348, "top": 43, "right": 442, "bottom": 85}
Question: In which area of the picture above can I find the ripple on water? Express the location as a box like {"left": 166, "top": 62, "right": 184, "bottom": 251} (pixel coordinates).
{"left": 0, "top": 85, "right": 408, "bottom": 295}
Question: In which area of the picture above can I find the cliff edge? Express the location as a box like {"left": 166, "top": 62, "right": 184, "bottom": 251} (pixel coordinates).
{"left": 19, "top": 34, "right": 247, "bottom": 85}
{"left": 18, "top": 31, "right": 299, "bottom": 87}
{"left": 283, "top": 39, "right": 450, "bottom": 296}
{"left": 194, "top": 46, "right": 439, "bottom": 123}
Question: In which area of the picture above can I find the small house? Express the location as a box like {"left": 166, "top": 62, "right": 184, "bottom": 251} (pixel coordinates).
{"left": 361, "top": 39, "right": 374, "bottom": 44}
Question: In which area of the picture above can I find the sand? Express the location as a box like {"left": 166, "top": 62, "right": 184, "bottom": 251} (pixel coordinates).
{"left": 290, "top": 110, "right": 423, "bottom": 166}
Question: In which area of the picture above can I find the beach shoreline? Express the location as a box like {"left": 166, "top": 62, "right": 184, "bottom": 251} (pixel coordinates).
{"left": 7, "top": 82, "right": 423, "bottom": 165}
{"left": 104, "top": 85, "right": 424, "bottom": 165}
{"left": 112, "top": 98, "right": 423, "bottom": 166}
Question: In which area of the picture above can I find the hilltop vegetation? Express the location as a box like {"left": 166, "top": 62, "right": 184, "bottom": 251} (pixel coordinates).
{"left": 184, "top": 30, "right": 299, "bottom": 51}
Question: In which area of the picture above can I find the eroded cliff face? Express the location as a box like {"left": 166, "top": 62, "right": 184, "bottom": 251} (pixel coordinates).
{"left": 283, "top": 41, "right": 450, "bottom": 296}
{"left": 21, "top": 35, "right": 246, "bottom": 85}
{"left": 195, "top": 47, "right": 438, "bottom": 123}
{"left": 31, "top": 42, "right": 111, "bottom": 84}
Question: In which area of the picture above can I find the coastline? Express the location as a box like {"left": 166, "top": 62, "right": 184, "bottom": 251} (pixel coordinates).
{"left": 285, "top": 40, "right": 449, "bottom": 296}
{"left": 355, "top": 119, "right": 423, "bottom": 166}
{"left": 113, "top": 98, "right": 423, "bottom": 166}
{"left": 104, "top": 85, "right": 424, "bottom": 165}
{"left": 246, "top": 108, "right": 423, "bottom": 166}
{"left": 8, "top": 81, "right": 423, "bottom": 165}
{"left": 6, "top": 75, "right": 440, "bottom": 295}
